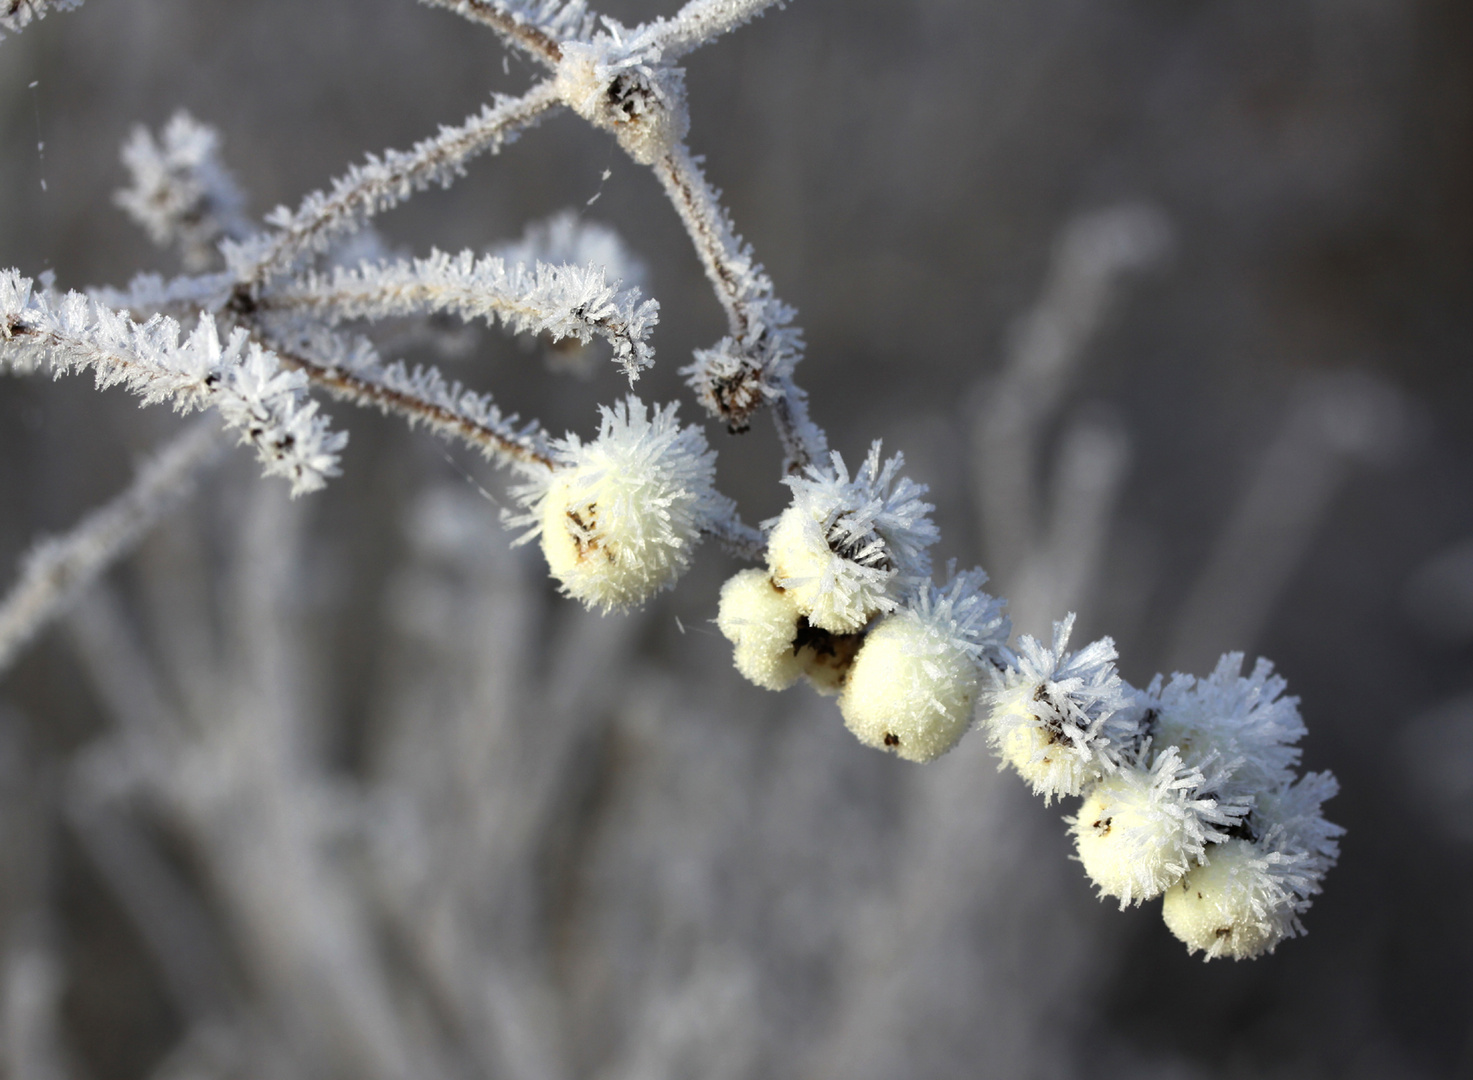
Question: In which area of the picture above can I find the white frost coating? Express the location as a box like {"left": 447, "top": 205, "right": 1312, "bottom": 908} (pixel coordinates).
{"left": 0, "top": 421, "right": 220, "bottom": 675}
{"left": 1071, "top": 747, "right": 1247, "bottom": 907}
{"left": 638, "top": 0, "right": 786, "bottom": 60}
{"left": 1162, "top": 839, "right": 1305, "bottom": 960}
{"left": 0, "top": 0, "right": 84, "bottom": 41}
{"left": 984, "top": 615, "right": 1141, "bottom": 800}
{"left": 262, "top": 328, "right": 555, "bottom": 472}
{"left": 225, "top": 81, "right": 562, "bottom": 288}
{"left": 765, "top": 443, "right": 937, "bottom": 634}
{"left": 554, "top": 32, "right": 690, "bottom": 165}
{"left": 265, "top": 250, "right": 659, "bottom": 381}
{"left": 654, "top": 147, "right": 819, "bottom": 463}
{"left": 839, "top": 569, "right": 1009, "bottom": 763}
{"left": 1148, "top": 654, "right": 1307, "bottom": 795}
{"left": 114, "top": 112, "right": 251, "bottom": 271}
{"left": 717, "top": 568, "right": 803, "bottom": 691}
{"left": 417, "top": 0, "right": 594, "bottom": 55}
{"left": 0, "top": 271, "right": 345, "bottom": 495}
{"left": 89, "top": 271, "right": 236, "bottom": 317}
{"left": 511, "top": 397, "right": 734, "bottom": 611}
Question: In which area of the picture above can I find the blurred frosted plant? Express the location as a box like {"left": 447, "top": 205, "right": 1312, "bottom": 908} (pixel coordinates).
{"left": 0, "top": 0, "right": 83, "bottom": 42}
{"left": 114, "top": 111, "right": 252, "bottom": 271}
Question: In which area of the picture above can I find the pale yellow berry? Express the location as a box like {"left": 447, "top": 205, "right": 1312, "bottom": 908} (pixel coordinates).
{"left": 838, "top": 610, "right": 981, "bottom": 763}
{"left": 717, "top": 569, "right": 804, "bottom": 691}
{"left": 1073, "top": 771, "right": 1189, "bottom": 905}
{"left": 1162, "top": 839, "right": 1297, "bottom": 960}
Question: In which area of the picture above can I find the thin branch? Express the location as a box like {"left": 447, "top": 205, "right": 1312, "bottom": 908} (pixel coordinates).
{"left": 699, "top": 512, "right": 765, "bottom": 562}
{"left": 652, "top": 145, "right": 823, "bottom": 469}
{"left": 1, "top": 271, "right": 346, "bottom": 494}
{"left": 261, "top": 250, "right": 659, "bottom": 381}
{"left": 225, "top": 80, "right": 563, "bottom": 293}
{"left": 640, "top": 0, "right": 787, "bottom": 60}
{"left": 0, "top": 421, "right": 222, "bottom": 678}
{"left": 266, "top": 332, "right": 556, "bottom": 473}
{"left": 415, "top": 0, "right": 584, "bottom": 66}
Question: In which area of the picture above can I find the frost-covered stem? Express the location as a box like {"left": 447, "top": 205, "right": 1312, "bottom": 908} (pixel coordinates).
{"left": 700, "top": 512, "right": 765, "bottom": 561}
{"left": 270, "top": 339, "right": 556, "bottom": 473}
{"left": 645, "top": 0, "right": 787, "bottom": 60}
{"left": 230, "top": 80, "right": 563, "bottom": 293}
{"left": 261, "top": 251, "right": 660, "bottom": 381}
{"left": 0, "top": 421, "right": 221, "bottom": 677}
{"left": 415, "top": 0, "right": 564, "bottom": 66}
{"left": 652, "top": 145, "right": 824, "bottom": 470}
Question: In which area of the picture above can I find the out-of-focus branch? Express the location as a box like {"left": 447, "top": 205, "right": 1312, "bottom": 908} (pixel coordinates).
{"left": 973, "top": 204, "right": 1169, "bottom": 586}
{"left": 0, "top": 421, "right": 222, "bottom": 678}
{"left": 226, "top": 81, "right": 563, "bottom": 293}
{"left": 1167, "top": 373, "right": 1406, "bottom": 672}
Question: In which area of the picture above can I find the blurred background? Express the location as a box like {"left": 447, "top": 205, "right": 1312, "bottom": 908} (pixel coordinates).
{"left": 1, "top": 0, "right": 1470, "bottom": 1076}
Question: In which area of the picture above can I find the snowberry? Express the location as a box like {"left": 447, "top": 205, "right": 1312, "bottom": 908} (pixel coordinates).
{"left": 517, "top": 397, "right": 732, "bottom": 612}
{"left": 838, "top": 569, "right": 1007, "bottom": 763}
{"left": 1070, "top": 747, "right": 1239, "bottom": 906}
{"left": 717, "top": 568, "right": 804, "bottom": 691}
{"left": 1161, "top": 839, "right": 1300, "bottom": 960}
{"left": 765, "top": 443, "right": 938, "bottom": 634}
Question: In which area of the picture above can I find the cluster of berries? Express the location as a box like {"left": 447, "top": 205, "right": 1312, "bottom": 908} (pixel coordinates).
{"left": 519, "top": 402, "right": 1340, "bottom": 959}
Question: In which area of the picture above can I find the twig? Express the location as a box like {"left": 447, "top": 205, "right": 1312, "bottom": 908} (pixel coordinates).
{"left": 0, "top": 421, "right": 222, "bottom": 677}
{"left": 415, "top": 0, "right": 575, "bottom": 66}
{"left": 226, "top": 80, "right": 563, "bottom": 293}
{"left": 268, "top": 335, "right": 556, "bottom": 473}
{"left": 652, "top": 145, "right": 822, "bottom": 469}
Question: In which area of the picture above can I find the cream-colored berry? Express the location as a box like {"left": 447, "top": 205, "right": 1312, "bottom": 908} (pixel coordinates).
{"left": 716, "top": 569, "right": 804, "bottom": 691}
{"left": 1162, "top": 840, "right": 1298, "bottom": 960}
{"left": 766, "top": 505, "right": 884, "bottom": 634}
{"left": 1073, "top": 771, "right": 1191, "bottom": 905}
{"left": 838, "top": 610, "right": 981, "bottom": 763}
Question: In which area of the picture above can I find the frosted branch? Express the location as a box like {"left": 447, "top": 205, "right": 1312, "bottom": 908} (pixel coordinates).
{"left": 263, "top": 250, "right": 659, "bottom": 381}
{"left": 1, "top": 271, "right": 347, "bottom": 494}
{"left": 0, "top": 421, "right": 221, "bottom": 678}
{"left": 0, "top": 0, "right": 82, "bottom": 41}
{"left": 653, "top": 146, "right": 823, "bottom": 467}
{"left": 225, "top": 81, "right": 563, "bottom": 291}
{"left": 266, "top": 331, "right": 556, "bottom": 473}
{"left": 639, "top": 0, "right": 786, "bottom": 60}
{"left": 416, "top": 0, "right": 592, "bottom": 65}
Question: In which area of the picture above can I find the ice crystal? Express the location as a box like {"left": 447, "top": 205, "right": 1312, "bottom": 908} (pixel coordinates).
{"left": 985, "top": 615, "right": 1140, "bottom": 800}
{"left": 764, "top": 443, "right": 937, "bottom": 634}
